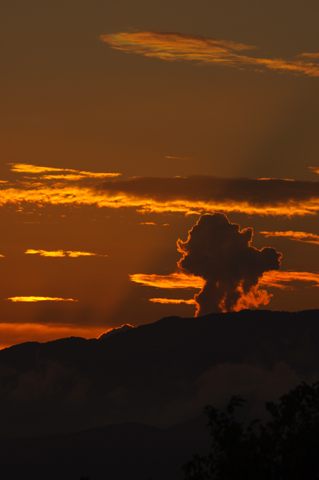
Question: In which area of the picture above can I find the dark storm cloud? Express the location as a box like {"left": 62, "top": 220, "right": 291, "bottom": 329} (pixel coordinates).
{"left": 177, "top": 214, "right": 281, "bottom": 315}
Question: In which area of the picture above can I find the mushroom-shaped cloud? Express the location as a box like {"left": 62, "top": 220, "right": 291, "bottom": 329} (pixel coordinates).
{"left": 177, "top": 213, "right": 282, "bottom": 316}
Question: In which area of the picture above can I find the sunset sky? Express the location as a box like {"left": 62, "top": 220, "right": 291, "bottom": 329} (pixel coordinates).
{"left": 1, "top": 0, "right": 319, "bottom": 348}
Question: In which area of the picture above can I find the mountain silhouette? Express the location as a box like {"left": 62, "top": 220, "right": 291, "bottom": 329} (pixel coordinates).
{"left": 1, "top": 309, "right": 319, "bottom": 478}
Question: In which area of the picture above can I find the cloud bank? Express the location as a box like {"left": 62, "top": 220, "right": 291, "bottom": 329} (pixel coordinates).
{"left": 101, "top": 31, "right": 319, "bottom": 77}
{"left": 132, "top": 270, "right": 319, "bottom": 292}
{"left": 2, "top": 167, "right": 319, "bottom": 216}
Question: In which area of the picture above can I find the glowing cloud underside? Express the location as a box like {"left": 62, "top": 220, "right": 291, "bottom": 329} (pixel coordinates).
{"left": 101, "top": 31, "right": 319, "bottom": 77}
{"left": 6, "top": 297, "right": 78, "bottom": 302}
{"left": 2, "top": 169, "right": 319, "bottom": 216}
{"left": 260, "top": 231, "right": 319, "bottom": 246}
{"left": 25, "top": 249, "right": 107, "bottom": 258}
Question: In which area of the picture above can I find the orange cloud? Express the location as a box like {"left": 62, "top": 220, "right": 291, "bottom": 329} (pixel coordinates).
{"left": 25, "top": 249, "right": 107, "bottom": 257}
{"left": 261, "top": 271, "right": 319, "bottom": 289}
{"left": 130, "top": 269, "right": 319, "bottom": 291}
{"left": 129, "top": 272, "right": 203, "bottom": 289}
{"left": 9, "top": 163, "right": 121, "bottom": 179}
{"left": 131, "top": 269, "right": 319, "bottom": 308}
{"left": 139, "top": 222, "right": 157, "bottom": 226}
{"left": 2, "top": 172, "right": 319, "bottom": 216}
{"left": 101, "top": 31, "right": 319, "bottom": 77}
{"left": 260, "top": 231, "right": 319, "bottom": 246}
{"left": 149, "top": 298, "right": 196, "bottom": 305}
{"left": 309, "top": 167, "right": 319, "bottom": 175}
{"left": 6, "top": 296, "right": 78, "bottom": 302}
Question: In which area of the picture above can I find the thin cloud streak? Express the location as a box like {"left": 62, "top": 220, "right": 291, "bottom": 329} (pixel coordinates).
{"left": 6, "top": 297, "right": 78, "bottom": 302}
{"left": 260, "top": 231, "right": 319, "bottom": 246}
{"left": 149, "top": 298, "right": 196, "bottom": 305}
{"left": 101, "top": 31, "right": 319, "bottom": 77}
{"left": 130, "top": 272, "right": 203, "bottom": 289}
{"left": 9, "top": 163, "right": 121, "bottom": 179}
{"left": 131, "top": 270, "right": 319, "bottom": 293}
{"left": 260, "top": 271, "right": 319, "bottom": 289}
{"left": 25, "top": 249, "right": 107, "bottom": 258}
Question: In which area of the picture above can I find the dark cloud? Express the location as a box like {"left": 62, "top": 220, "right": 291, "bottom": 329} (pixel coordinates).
{"left": 96, "top": 175, "right": 319, "bottom": 215}
{"left": 177, "top": 213, "right": 282, "bottom": 315}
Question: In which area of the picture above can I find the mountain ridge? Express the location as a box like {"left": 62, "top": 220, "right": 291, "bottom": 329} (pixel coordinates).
{"left": 1, "top": 309, "right": 319, "bottom": 441}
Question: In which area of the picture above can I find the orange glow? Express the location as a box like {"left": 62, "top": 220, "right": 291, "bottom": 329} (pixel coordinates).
{"left": 25, "top": 249, "right": 107, "bottom": 257}
{"left": 97, "top": 324, "right": 135, "bottom": 338}
{"left": 260, "top": 231, "right": 319, "bottom": 245}
{"left": 101, "top": 31, "right": 319, "bottom": 77}
{"left": 309, "top": 167, "right": 319, "bottom": 174}
{"left": 130, "top": 271, "right": 203, "bottom": 289}
{"left": 9, "top": 163, "right": 121, "bottom": 178}
{"left": 6, "top": 296, "right": 78, "bottom": 302}
{"left": 139, "top": 222, "right": 156, "bottom": 225}
{"left": 0, "top": 323, "right": 105, "bottom": 350}
{"left": 149, "top": 298, "right": 196, "bottom": 305}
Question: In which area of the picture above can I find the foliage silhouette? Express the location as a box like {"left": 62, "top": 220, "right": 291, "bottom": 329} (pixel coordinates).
{"left": 183, "top": 382, "right": 319, "bottom": 480}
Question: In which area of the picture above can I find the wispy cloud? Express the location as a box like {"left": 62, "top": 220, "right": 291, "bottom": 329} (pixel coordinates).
{"left": 309, "top": 167, "right": 319, "bottom": 175}
{"left": 131, "top": 270, "right": 319, "bottom": 295}
{"left": 130, "top": 272, "right": 203, "bottom": 289}
{"left": 25, "top": 249, "right": 107, "bottom": 257}
{"left": 149, "top": 298, "right": 196, "bottom": 305}
{"left": 139, "top": 222, "right": 156, "bottom": 226}
{"left": 101, "top": 31, "right": 319, "bottom": 78}
{"left": 260, "top": 271, "right": 319, "bottom": 289}
{"left": 9, "top": 163, "right": 121, "bottom": 179}
{"left": 6, "top": 296, "right": 78, "bottom": 302}
{"left": 260, "top": 231, "right": 319, "bottom": 246}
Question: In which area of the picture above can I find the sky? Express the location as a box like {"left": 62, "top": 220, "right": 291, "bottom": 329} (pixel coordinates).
{"left": 1, "top": 0, "right": 319, "bottom": 349}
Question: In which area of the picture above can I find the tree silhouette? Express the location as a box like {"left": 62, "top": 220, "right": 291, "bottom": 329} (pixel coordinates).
{"left": 183, "top": 382, "right": 319, "bottom": 480}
